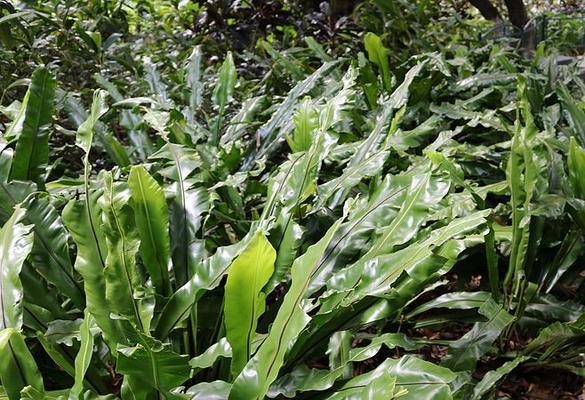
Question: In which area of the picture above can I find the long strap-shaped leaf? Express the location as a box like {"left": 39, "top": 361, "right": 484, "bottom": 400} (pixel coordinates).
{"left": 245, "top": 60, "right": 340, "bottom": 168}
{"left": 0, "top": 206, "right": 33, "bottom": 330}
{"left": 63, "top": 90, "right": 125, "bottom": 344}
{"left": 504, "top": 77, "right": 545, "bottom": 308}
{"left": 229, "top": 217, "right": 344, "bottom": 400}
{"left": 0, "top": 328, "right": 44, "bottom": 400}
{"left": 117, "top": 332, "right": 190, "bottom": 398}
{"left": 63, "top": 192, "right": 124, "bottom": 345}
{"left": 224, "top": 231, "right": 276, "bottom": 376}
{"left": 319, "top": 210, "right": 490, "bottom": 313}
{"left": 154, "top": 229, "right": 256, "bottom": 339}
{"left": 100, "top": 172, "right": 149, "bottom": 332}
{"left": 128, "top": 166, "right": 172, "bottom": 297}
{"left": 23, "top": 195, "right": 85, "bottom": 310}
{"left": 151, "top": 143, "right": 207, "bottom": 288}
{"left": 69, "top": 309, "right": 95, "bottom": 400}
{"left": 10, "top": 67, "right": 56, "bottom": 187}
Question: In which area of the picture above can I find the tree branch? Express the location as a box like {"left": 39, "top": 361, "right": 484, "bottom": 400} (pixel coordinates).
{"left": 468, "top": 0, "right": 501, "bottom": 21}
{"left": 503, "top": 0, "right": 529, "bottom": 29}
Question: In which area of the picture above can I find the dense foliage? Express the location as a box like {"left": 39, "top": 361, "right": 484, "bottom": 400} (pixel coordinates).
{"left": 2, "top": 0, "right": 585, "bottom": 399}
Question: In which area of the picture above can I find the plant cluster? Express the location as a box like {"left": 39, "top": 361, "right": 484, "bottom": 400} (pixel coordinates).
{"left": 2, "top": 1, "right": 585, "bottom": 400}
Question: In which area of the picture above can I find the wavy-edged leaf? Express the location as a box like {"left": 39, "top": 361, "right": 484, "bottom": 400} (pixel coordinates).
{"left": 100, "top": 172, "right": 151, "bottom": 332}
{"left": 212, "top": 52, "right": 236, "bottom": 143}
{"left": 327, "top": 356, "right": 457, "bottom": 400}
{"left": 269, "top": 333, "right": 421, "bottom": 398}
{"left": 406, "top": 292, "right": 492, "bottom": 319}
{"left": 265, "top": 211, "right": 304, "bottom": 292}
{"left": 320, "top": 210, "right": 489, "bottom": 313}
{"left": 558, "top": 84, "right": 585, "bottom": 145}
{"left": 151, "top": 143, "right": 207, "bottom": 287}
{"left": 442, "top": 298, "right": 514, "bottom": 371}
{"left": 310, "top": 173, "right": 411, "bottom": 291}
{"left": 286, "top": 97, "right": 318, "bottom": 153}
{"left": 504, "top": 77, "right": 547, "bottom": 307}
{"left": 155, "top": 230, "right": 256, "bottom": 339}
{"left": 63, "top": 192, "right": 124, "bottom": 345}
{"left": 69, "top": 309, "right": 95, "bottom": 400}
{"left": 3, "top": 90, "right": 29, "bottom": 142}
{"left": 0, "top": 206, "right": 33, "bottom": 330}
{"left": 10, "top": 67, "right": 55, "bottom": 187}
{"left": 128, "top": 166, "right": 172, "bottom": 297}
{"left": 185, "top": 45, "right": 204, "bottom": 123}
{"left": 189, "top": 337, "right": 232, "bottom": 372}
{"left": 23, "top": 194, "right": 85, "bottom": 310}
{"left": 94, "top": 74, "right": 153, "bottom": 160}
{"left": 0, "top": 328, "right": 44, "bottom": 400}
{"left": 117, "top": 333, "right": 190, "bottom": 397}
{"left": 364, "top": 32, "right": 391, "bottom": 92}
{"left": 186, "top": 381, "right": 231, "bottom": 400}
{"left": 250, "top": 60, "right": 340, "bottom": 165}
{"left": 64, "top": 90, "right": 129, "bottom": 167}
{"left": 471, "top": 356, "right": 528, "bottom": 400}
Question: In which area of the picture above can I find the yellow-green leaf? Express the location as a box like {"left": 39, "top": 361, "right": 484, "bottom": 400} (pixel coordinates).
{"left": 225, "top": 231, "right": 276, "bottom": 376}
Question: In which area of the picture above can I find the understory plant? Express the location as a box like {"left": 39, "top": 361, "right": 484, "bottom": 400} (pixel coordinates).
{"left": 2, "top": 5, "right": 585, "bottom": 399}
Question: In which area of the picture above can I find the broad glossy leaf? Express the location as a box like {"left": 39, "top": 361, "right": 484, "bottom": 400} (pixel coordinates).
{"left": 128, "top": 166, "right": 172, "bottom": 297}
{"left": 94, "top": 74, "right": 153, "bottom": 160}
{"left": 229, "top": 218, "right": 344, "bottom": 400}
{"left": 504, "top": 77, "right": 547, "bottom": 306}
{"left": 406, "top": 292, "right": 492, "bottom": 319}
{"left": 225, "top": 231, "right": 275, "bottom": 376}
{"left": 0, "top": 206, "right": 33, "bottom": 330}
{"left": 117, "top": 334, "right": 190, "bottom": 396}
{"left": 76, "top": 90, "right": 109, "bottom": 154}
{"left": 185, "top": 45, "right": 204, "bottom": 122}
{"left": 364, "top": 32, "right": 391, "bottom": 92}
{"left": 286, "top": 97, "right": 318, "bottom": 153}
{"left": 63, "top": 192, "right": 124, "bottom": 344}
{"left": 3, "top": 89, "right": 29, "bottom": 142}
{"left": 471, "top": 356, "right": 528, "bottom": 400}
{"left": 388, "top": 61, "right": 427, "bottom": 110}
{"left": 189, "top": 338, "right": 231, "bottom": 372}
{"left": 250, "top": 60, "right": 339, "bottom": 164}
{"left": 567, "top": 138, "right": 585, "bottom": 229}
{"left": 212, "top": 52, "right": 237, "bottom": 143}
{"left": 69, "top": 309, "right": 95, "bottom": 400}
{"left": 10, "top": 67, "right": 56, "bottom": 187}
{"left": 442, "top": 298, "right": 514, "bottom": 371}
{"left": 455, "top": 73, "right": 515, "bottom": 91}
{"left": 310, "top": 174, "right": 412, "bottom": 291}
{"left": 0, "top": 328, "right": 44, "bottom": 400}
{"left": 327, "top": 356, "right": 457, "bottom": 400}
{"left": 220, "top": 96, "right": 265, "bottom": 145}
{"left": 144, "top": 60, "right": 172, "bottom": 109}
{"left": 213, "top": 52, "right": 236, "bottom": 112}
{"left": 269, "top": 333, "right": 421, "bottom": 398}
{"left": 361, "top": 371, "right": 405, "bottom": 400}
{"left": 100, "top": 172, "right": 151, "bottom": 332}
{"left": 320, "top": 210, "right": 489, "bottom": 312}
{"left": 151, "top": 143, "right": 207, "bottom": 287}
{"left": 558, "top": 84, "right": 585, "bottom": 145}
{"left": 64, "top": 91, "right": 129, "bottom": 167}
{"left": 265, "top": 211, "right": 304, "bottom": 292}
{"left": 23, "top": 194, "right": 85, "bottom": 310}
{"left": 155, "top": 230, "right": 256, "bottom": 339}
{"left": 186, "top": 381, "right": 231, "bottom": 400}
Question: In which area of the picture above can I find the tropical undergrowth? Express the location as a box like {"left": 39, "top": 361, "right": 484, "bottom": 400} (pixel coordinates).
{"left": 2, "top": 2, "right": 585, "bottom": 400}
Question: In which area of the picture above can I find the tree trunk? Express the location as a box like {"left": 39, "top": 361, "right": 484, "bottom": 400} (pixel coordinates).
{"left": 503, "top": 0, "right": 528, "bottom": 29}
{"left": 468, "top": 0, "right": 501, "bottom": 21}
